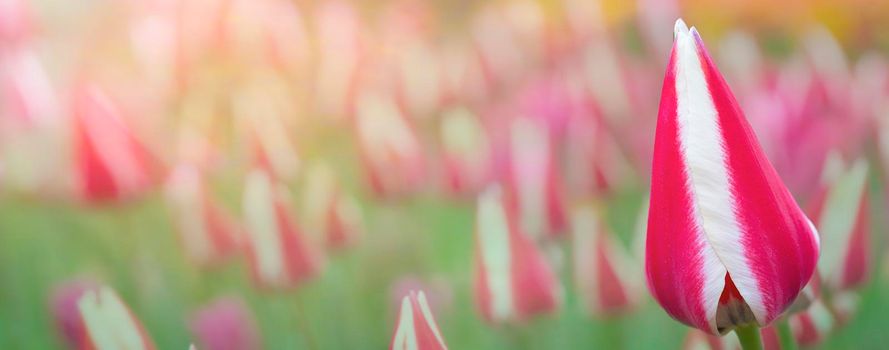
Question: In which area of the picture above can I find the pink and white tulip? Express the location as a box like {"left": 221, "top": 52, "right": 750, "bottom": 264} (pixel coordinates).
{"left": 390, "top": 290, "right": 448, "bottom": 350}
{"left": 51, "top": 281, "right": 156, "bottom": 350}
{"left": 808, "top": 158, "right": 870, "bottom": 291}
{"left": 646, "top": 20, "right": 820, "bottom": 335}
{"left": 572, "top": 206, "right": 641, "bottom": 316}
{"left": 473, "top": 186, "right": 560, "bottom": 323}
{"left": 301, "top": 162, "right": 363, "bottom": 249}
{"left": 189, "top": 297, "right": 261, "bottom": 350}
{"left": 439, "top": 106, "right": 492, "bottom": 196}
{"left": 165, "top": 164, "right": 242, "bottom": 267}
{"left": 503, "top": 117, "right": 567, "bottom": 239}
{"left": 355, "top": 91, "right": 426, "bottom": 197}
{"left": 242, "top": 169, "right": 322, "bottom": 289}
{"left": 71, "top": 83, "right": 159, "bottom": 203}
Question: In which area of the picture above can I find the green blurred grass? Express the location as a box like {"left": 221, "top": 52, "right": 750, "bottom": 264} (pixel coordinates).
{"left": 0, "top": 158, "right": 887, "bottom": 349}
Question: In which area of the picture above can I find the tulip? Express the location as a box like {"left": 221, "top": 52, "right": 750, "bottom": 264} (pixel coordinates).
{"left": 242, "top": 169, "right": 322, "bottom": 289}
{"left": 439, "top": 106, "right": 492, "bottom": 196}
{"left": 503, "top": 117, "right": 567, "bottom": 239}
{"left": 71, "top": 83, "right": 159, "bottom": 203}
{"left": 189, "top": 297, "right": 261, "bottom": 350}
{"left": 572, "top": 206, "right": 641, "bottom": 316}
{"left": 390, "top": 291, "right": 448, "bottom": 350}
{"left": 234, "top": 76, "right": 300, "bottom": 181}
{"left": 789, "top": 299, "right": 834, "bottom": 347}
{"left": 355, "top": 91, "right": 426, "bottom": 197}
{"left": 807, "top": 159, "right": 870, "bottom": 291}
{"left": 0, "top": 0, "right": 32, "bottom": 46}
{"left": 50, "top": 281, "right": 155, "bottom": 350}
{"left": 301, "top": 162, "right": 364, "bottom": 249}
{"left": 314, "top": 0, "right": 364, "bottom": 119}
{"left": 474, "top": 186, "right": 560, "bottom": 323}
{"left": 165, "top": 164, "right": 242, "bottom": 267}
{"left": 646, "top": 19, "right": 820, "bottom": 339}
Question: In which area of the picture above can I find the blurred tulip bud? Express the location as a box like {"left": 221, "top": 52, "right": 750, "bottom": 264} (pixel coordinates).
{"left": 315, "top": 1, "right": 364, "bottom": 119}
{"left": 439, "top": 106, "right": 491, "bottom": 196}
{"left": 71, "top": 84, "right": 159, "bottom": 203}
{"left": 396, "top": 41, "right": 443, "bottom": 118}
{"left": 1, "top": 48, "right": 58, "bottom": 126}
{"left": 165, "top": 164, "right": 242, "bottom": 267}
{"left": 302, "top": 162, "right": 363, "bottom": 249}
{"left": 390, "top": 291, "right": 448, "bottom": 350}
{"left": 51, "top": 281, "right": 155, "bottom": 350}
{"left": 189, "top": 297, "right": 261, "bottom": 350}
{"left": 646, "top": 20, "right": 819, "bottom": 335}
{"left": 474, "top": 186, "right": 560, "bottom": 323}
{"left": 808, "top": 159, "right": 870, "bottom": 291}
{"left": 572, "top": 206, "right": 641, "bottom": 316}
{"left": 235, "top": 76, "right": 300, "bottom": 181}
{"left": 243, "top": 169, "right": 322, "bottom": 289}
{"left": 0, "top": 0, "right": 33, "bottom": 46}
{"left": 504, "top": 117, "right": 567, "bottom": 239}
{"left": 355, "top": 91, "right": 426, "bottom": 197}
{"left": 789, "top": 299, "right": 834, "bottom": 347}
{"left": 472, "top": 7, "right": 525, "bottom": 87}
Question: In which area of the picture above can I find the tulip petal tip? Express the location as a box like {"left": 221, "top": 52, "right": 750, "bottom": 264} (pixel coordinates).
{"left": 674, "top": 18, "right": 689, "bottom": 38}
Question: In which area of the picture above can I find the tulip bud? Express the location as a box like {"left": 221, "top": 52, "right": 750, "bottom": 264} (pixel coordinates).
{"left": 440, "top": 106, "right": 491, "bottom": 196}
{"left": 474, "top": 186, "right": 560, "bottom": 323}
{"left": 71, "top": 84, "right": 158, "bottom": 203}
{"left": 809, "top": 159, "right": 870, "bottom": 291}
{"left": 189, "top": 297, "right": 261, "bottom": 350}
{"left": 234, "top": 75, "right": 300, "bottom": 181}
{"left": 165, "top": 164, "right": 242, "bottom": 267}
{"left": 789, "top": 299, "right": 834, "bottom": 347}
{"left": 301, "top": 162, "right": 363, "bottom": 249}
{"left": 242, "top": 169, "right": 322, "bottom": 289}
{"left": 51, "top": 281, "right": 155, "bottom": 350}
{"left": 572, "top": 206, "right": 641, "bottom": 316}
{"left": 646, "top": 20, "right": 820, "bottom": 335}
{"left": 355, "top": 91, "right": 426, "bottom": 197}
{"left": 504, "top": 117, "right": 567, "bottom": 239}
{"left": 390, "top": 291, "right": 448, "bottom": 350}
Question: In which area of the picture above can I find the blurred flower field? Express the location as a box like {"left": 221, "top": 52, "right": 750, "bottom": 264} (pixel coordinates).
{"left": 2, "top": 0, "right": 889, "bottom": 349}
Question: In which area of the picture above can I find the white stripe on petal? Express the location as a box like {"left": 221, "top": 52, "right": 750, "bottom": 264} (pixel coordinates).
{"left": 818, "top": 159, "right": 867, "bottom": 284}
{"left": 416, "top": 292, "right": 447, "bottom": 348}
{"left": 477, "top": 187, "right": 514, "bottom": 321}
{"left": 78, "top": 287, "right": 146, "bottom": 350}
{"left": 392, "top": 296, "right": 418, "bottom": 350}
{"left": 674, "top": 20, "right": 756, "bottom": 328}
{"left": 243, "top": 170, "right": 285, "bottom": 285}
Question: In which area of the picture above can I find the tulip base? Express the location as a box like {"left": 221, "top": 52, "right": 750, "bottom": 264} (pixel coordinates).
{"left": 734, "top": 324, "right": 763, "bottom": 350}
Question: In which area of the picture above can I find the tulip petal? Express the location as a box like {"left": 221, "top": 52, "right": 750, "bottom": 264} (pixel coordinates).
{"left": 390, "top": 291, "right": 448, "bottom": 350}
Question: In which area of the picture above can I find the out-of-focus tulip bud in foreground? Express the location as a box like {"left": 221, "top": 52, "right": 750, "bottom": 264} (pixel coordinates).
{"left": 572, "top": 206, "right": 641, "bottom": 316}
{"left": 355, "top": 91, "right": 426, "bottom": 198}
{"left": 71, "top": 84, "right": 159, "bottom": 203}
{"left": 808, "top": 159, "right": 870, "bottom": 291}
{"left": 189, "top": 297, "right": 261, "bottom": 350}
{"left": 646, "top": 20, "right": 820, "bottom": 336}
{"left": 50, "top": 281, "right": 155, "bottom": 350}
{"left": 301, "top": 162, "right": 363, "bottom": 249}
{"left": 242, "top": 169, "right": 322, "bottom": 290}
{"left": 504, "top": 117, "right": 567, "bottom": 239}
{"left": 473, "top": 186, "right": 560, "bottom": 323}
{"left": 165, "top": 164, "right": 242, "bottom": 267}
{"left": 439, "top": 106, "right": 491, "bottom": 196}
{"left": 390, "top": 290, "right": 448, "bottom": 350}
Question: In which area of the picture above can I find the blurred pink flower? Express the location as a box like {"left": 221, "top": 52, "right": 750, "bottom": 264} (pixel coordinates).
{"left": 646, "top": 20, "right": 819, "bottom": 335}
{"left": 439, "top": 106, "right": 492, "bottom": 197}
{"left": 242, "top": 169, "right": 323, "bottom": 290}
{"left": 572, "top": 206, "right": 641, "bottom": 317}
{"left": 165, "top": 164, "right": 242, "bottom": 267}
{"left": 473, "top": 186, "right": 560, "bottom": 323}
{"left": 71, "top": 83, "right": 160, "bottom": 203}
{"left": 301, "top": 162, "right": 363, "bottom": 249}
{"left": 189, "top": 297, "right": 261, "bottom": 350}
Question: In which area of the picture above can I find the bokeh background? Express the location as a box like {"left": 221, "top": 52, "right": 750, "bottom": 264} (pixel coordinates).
{"left": 2, "top": 0, "right": 889, "bottom": 348}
